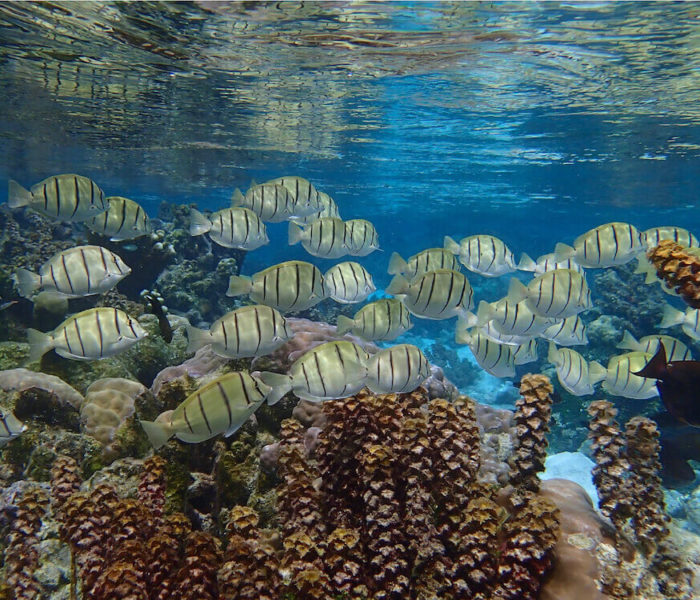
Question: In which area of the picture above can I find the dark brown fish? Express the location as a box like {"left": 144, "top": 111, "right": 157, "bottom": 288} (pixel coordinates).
{"left": 141, "top": 290, "right": 173, "bottom": 344}
{"left": 633, "top": 343, "right": 700, "bottom": 427}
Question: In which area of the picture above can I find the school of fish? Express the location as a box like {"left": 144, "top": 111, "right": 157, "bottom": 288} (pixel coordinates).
{"left": 6, "top": 172, "right": 700, "bottom": 449}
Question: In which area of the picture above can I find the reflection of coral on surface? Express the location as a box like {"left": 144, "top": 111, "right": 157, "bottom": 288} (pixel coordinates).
{"left": 647, "top": 240, "right": 700, "bottom": 308}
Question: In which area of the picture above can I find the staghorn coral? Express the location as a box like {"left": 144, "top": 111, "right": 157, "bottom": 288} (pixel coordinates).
{"left": 647, "top": 240, "right": 700, "bottom": 308}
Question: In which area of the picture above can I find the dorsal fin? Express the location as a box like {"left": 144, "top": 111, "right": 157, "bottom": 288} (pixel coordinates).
{"left": 633, "top": 343, "right": 668, "bottom": 379}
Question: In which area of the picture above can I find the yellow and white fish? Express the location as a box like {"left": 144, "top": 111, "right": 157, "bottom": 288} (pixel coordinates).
{"left": 474, "top": 320, "right": 535, "bottom": 347}
{"left": 289, "top": 217, "right": 351, "bottom": 259}
{"left": 0, "top": 409, "right": 27, "bottom": 447}
{"left": 386, "top": 269, "right": 474, "bottom": 320}
{"left": 345, "top": 219, "right": 380, "bottom": 257}
{"left": 444, "top": 235, "right": 518, "bottom": 277}
{"left": 186, "top": 305, "right": 292, "bottom": 359}
{"left": 547, "top": 343, "right": 606, "bottom": 396}
{"left": 139, "top": 371, "right": 271, "bottom": 449}
{"left": 293, "top": 190, "right": 341, "bottom": 225}
{"left": 455, "top": 326, "right": 516, "bottom": 378}
{"left": 335, "top": 298, "right": 413, "bottom": 341}
{"left": 659, "top": 304, "right": 700, "bottom": 341}
{"left": 28, "top": 307, "right": 147, "bottom": 362}
{"left": 324, "top": 262, "right": 375, "bottom": 304}
{"left": 616, "top": 330, "right": 691, "bottom": 362}
{"left": 86, "top": 196, "right": 151, "bottom": 241}
{"left": 517, "top": 252, "right": 584, "bottom": 274}
{"left": 261, "top": 340, "right": 369, "bottom": 404}
{"left": 506, "top": 269, "right": 592, "bottom": 319}
{"left": 14, "top": 245, "right": 131, "bottom": 299}
{"left": 513, "top": 339, "right": 539, "bottom": 366}
{"left": 473, "top": 298, "right": 554, "bottom": 339}
{"left": 642, "top": 226, "right": 699, "bottom": 250}
{"left": 8, "top": 174, "right": 108, "bottom": 222}
{"left": 602, "top": 352, "right": 658, "bottom": 399}
{"left": 554, "top": 222, "right": 645, "bottom": 268}
{"left": 190, "top": 207, "right": 268, "bottom": 250}
{"left": 232, "top": 183, "right": 310, "bottom": 223}
{"left": 388, "top": 248, "right": 461, "bottom": 280}
{"left": 540, "top": 315, "right": 588, "bottom": 346}
{"left": 265, "top": 175, "right": 323, "bottom": 216}
{"left": 227, "top": 260, "right": 326, "bottom": 313}
{"left": 366, "top": 344, "right": 431, "bottom": 394}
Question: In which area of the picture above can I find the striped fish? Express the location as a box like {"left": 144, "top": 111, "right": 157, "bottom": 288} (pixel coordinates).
{"left": 642, "top": 226, "right": 700, "bottom": 250}
{"left": 139, "top": 371, "right": 271, "bottom": 449}
{"left": 27, "top": 307, "right": 147, "bottom": 362}
{"left": 86, "top": 196, "right": 151, "bottom": 241}
{"left": 388, "top": 248, "right": 461, "bottom": 280}
{"left": 444, "top": 235, "right": 517, "bottom": 277}
{"left": 190, "top": 207, "right": 268, "bottom": 250}
{"left": 616, "top": 330, "right": 691, "bottom": 362}
{"left": 0, "top": 409, "right": 27, "bottom": 447}
{"left": 513, "top": 339, "right": 539, "bottom": 366}
{"left": 324, "top": 262, "right": 376, "bottom": 304}
{"left": 186, "top": 305, "right": 292, "bottom": 359}
{"left": 293, "top": 190, "right": 341, "bottom": 225}
{"left": 265, "top": 175, "right": 323, "bottom": 217}
{"left": 289, "top": 217, "right": 351, "bottom": 259}
{"left": 335, "top": 298, "right": 413, "bottom": 341}
{"left": 475, "top": 320, "right": 536, "bottom": 347}
{"left": 455, "top": 327, "right": 515, "bottom": 378}
{"left": 261, "top": 340, "right": 370, "bottom": 404}
{"left": 547, "top": 343, "right": 606, "bottom": 396}
{"left": 517, "top": 252, "right": 584, "bottom": 274}
{"left": 507, "top": 269, "right": 592, "bottom": 319}
{"left": 345, "top": 219, "right": 380, "bottom": 257}
{"left": 554, "top": 222, "right": 645, "bottom": 268}
{"left": 13, "top": 245, "right": 131, "bottom": 299}
{"left": 386, "top": 269, "right": 474, "bottom": 320}
{"left": 660, "top": 304, "right": 700, "bottom": 341}
{"left": 474, "top": 298, "right": 553, "bottom": 338}
{"left": 366, "top": 344, "right": 431, "bottom": 394}
{"left": 540, "top": 315, "right": 588, "bottom": 346}
{"left": 227, "top": 260, "right": 326, "bottom": 313}
{"left": 8, "top": 174, "right": 108, "bottom": 222}
{"left": 232, "top": 183, "right": 310, "bottom": 223}
{"left": 602, "top": 352, "right": 659, "bottom": 399}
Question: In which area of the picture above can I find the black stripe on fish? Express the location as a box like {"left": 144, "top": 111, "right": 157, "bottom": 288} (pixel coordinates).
{"left": 55, "top": 177, "right": 61, "bottom": 217}
{"left": 72, "top": 176, "right": 80, "bottom": 218}
{"left": 79, "top": 248, "right": 91, "bottom": 293}
{"left": 74, "top": 318, "right": 86, "bottom": 357}
{"left": 313, "top": 352, "right": 327, "bottom": 396}
{"left": 612, "top": 225, "right": 619, "bottom": 261}
{"left": 183, "top": 404, "right": 194, "bottom": 433}
{"left": 238, "top": 371, "right": 252, "bottom": 406}
{"left": 62, "top": 255, "right": 75, "bottom": 294}
{"left": 198, "top": 393, "right": 212, "bottom": 434}
{"left": 118, "top": 197, "right": 127, "bottom": 234}
{"left": 218, "top": 381, "right": 233, "bottom": 427}
{"left": 96, "top": 309, "right": 104, "bottom": 357}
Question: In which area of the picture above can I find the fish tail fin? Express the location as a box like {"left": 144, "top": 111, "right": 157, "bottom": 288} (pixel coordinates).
{"left": 546, "top": 341, "right": 559, "bottom": 364}
{"left": 335, "top": 315, "right": 355, "bottom": 336}
{"left": 231, "top": 188, "right": 245, "bottom": 207}
{"left": 258, "top": 372, "right": 292, "bottom": 405}
{"left": 660, "top": 304, "right": 684, "bottom": 328}
{"left": 226, "top": 275, "right": 252, "bottom": 297}
{"left": 288, "top": 222, "right": 305, "bottom": 245}
{"left": 139, "top": 419, "right": 175, "bottom": 450}
{"left": 27, "top": 328, "right": 53, "bottom": 362}
{"left": 385, "top": 274, "right": 409, "bottom": 296}
{"left": 387, "top": 252, "right": 408, "bottom": 275}
{"left": 7, "top": 180, "right": 32, "bottom": 209}
{"left": 517, "top": 253, "right": 537, "bottom": 272}
{"left": 634, "top": 256, "right": 658, "bottom": 284}
{"left": 189, "top": 208, "right": 211, "bottom": 236}
{"left": 553, "top": 242, "right": 575, "bottom": 263}
{"left": 12, "top": 269, "right": 41, "bottom": 298}
{"left": 633, "top": 344, "right": 667, "bottom": 379}
{"left": 506, "top": 278, "right": 529, "bottom": 303}
{"left": 475, "top": 300, "right": 495, "bottom": 328}
{"left": 616, "top": 330, "right": 640, "bottom": 351}
{"left": 443, "top": 235, "right": 460, "bottom": 255}
{"left": 455, "top": 317, "right": 472, "bottom": 345}
{"left": 588, "top": 361, "right": 607, "bottom": 386}
{"left": 185, "top": 324, "right": 212, "bottom": 354}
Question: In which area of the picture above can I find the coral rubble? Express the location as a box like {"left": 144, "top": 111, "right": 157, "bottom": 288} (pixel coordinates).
{"left": 647, "top": 240, "right": 700, "bottom": 308}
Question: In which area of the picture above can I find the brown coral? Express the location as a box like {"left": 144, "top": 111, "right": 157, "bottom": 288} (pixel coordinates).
{"left": 646, "top": 239, "right": 700, "bottom": 308}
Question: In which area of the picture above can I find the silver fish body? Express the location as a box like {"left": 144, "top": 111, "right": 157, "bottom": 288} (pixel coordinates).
{"left": 555, "top": 222, "right": 645, "bottom": 268}
{"left": 386, "top": 269, "right": 474, "bottom": 320}
{"left": 445, "top": 235, "right": 517, "bottom": 277}
{"left": 266, "top": 175, "right": 323, "bottom": 216}
{"left": 324, "top": 262, "right": 376, "bottom": 304}
{"left": 186, "top": 305, "right": 292, "bottom": 359}
{"left": 517, "top": 252, "right": 584, "bottom": 274}
{"left": 345, "top": 219, "right": 380, "bottom": 256}
{"left": 642, "top": 226, "right": 700, "bottom": 250}
{"left": 190, "top": 207, "right": 268, "bottom": 250}
{"left": 388, "top": 248, "right": 461, "bottom": 280}
{"left": 227, "top": 260, "right": 326, "bottom": 313}
{"left": 513, "top": 339, "right": 539, "bottom": 366}
{"left": 602, "top": 352, "right": 659, "bottom": 399}
{"left": 8, "top": 174, "right": 108, "bottom": 222}
{"left": 28, "top": 307, "right": 147, "bottom": 361}
{"left": 140, "top": 371, "right": 271, "bottom": 448}
{"left": 335, "top": 298, "right": 413, "bottom": 341}
{"left": 616, "top": 331, "right": 691, "bottom": 362}
{"left": 86, "top": 196, "right": 151, "bottom": 241}
{"left": 13, "top": 245, "right": 131, "bottom": 299}
{"left": 659, "top": 304, "right": 700, "bottom": 341}
{"left": 289, "top": 217, "right": 351, "bottom": 259}
{"left": 540, "top": 315, "right": 588, "bottom": 346}
{"left": 547, "top": 343, "right": 606, "bottom": 396}
{"left": 0, "top": 409, "right": 27, "bottom": 447}
{"left": 507, "top": 269, "right": 592, "bottom": 319}
{"left": 366, "top": 344, "right": 431, "bottom": 394}
{"left": 232, "top": 183, "right": 301, "bottom": 223}
{"left": 455, "top": 328, "right": 515, "bottom": 378}
{"left": 475, "top": 298, "right": 553, "bottom": 338}
{"left": 293, "top": 190, "right": 340, "bottom": 224}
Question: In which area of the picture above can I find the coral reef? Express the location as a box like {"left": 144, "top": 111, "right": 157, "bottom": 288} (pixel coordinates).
{"left": 646, "top": 240, "right": 700, "bottom": 308}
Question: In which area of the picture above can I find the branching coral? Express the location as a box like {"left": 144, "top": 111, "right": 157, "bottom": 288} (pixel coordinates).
{"left": 646, "top": 240, "right": 700, "bottom": 308}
